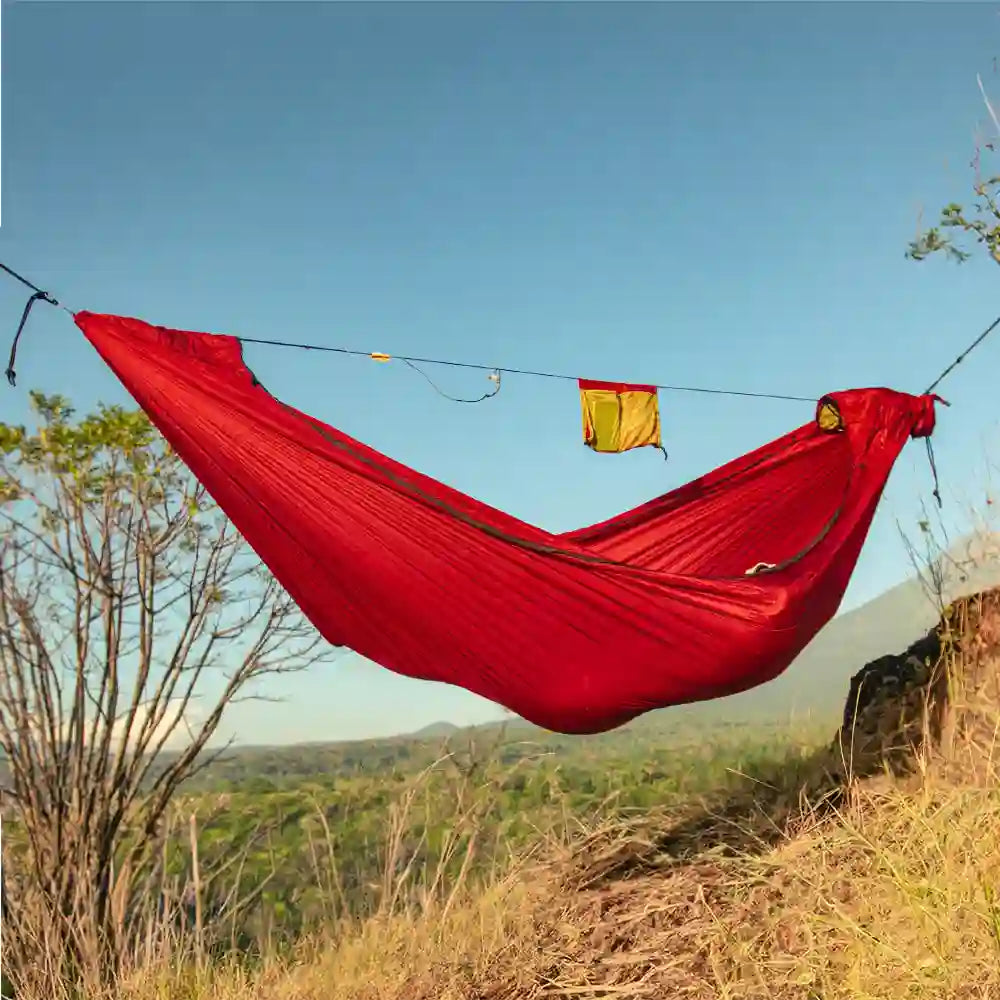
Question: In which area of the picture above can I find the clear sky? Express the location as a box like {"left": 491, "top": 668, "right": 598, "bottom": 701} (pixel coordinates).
{"left": 3, "top": 2, "right": 1000, "bottom": 743}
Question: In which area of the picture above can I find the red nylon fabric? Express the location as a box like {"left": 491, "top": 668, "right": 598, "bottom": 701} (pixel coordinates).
{"left": 577, "top": 378, "right": 658, "bottom": 394}
{"left": 76, "top": 312, "right": 940, "bottom": 734}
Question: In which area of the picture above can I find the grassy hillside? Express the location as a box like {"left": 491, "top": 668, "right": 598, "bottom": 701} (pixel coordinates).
{"left": 9, "top": 555, "right": 1000, "bottom": 1000}
{"left": 177, "top": 715, "right": 807, "bottom": 792}
{"left": 48, "top": 702, "right": 1000, "bottom": 1000}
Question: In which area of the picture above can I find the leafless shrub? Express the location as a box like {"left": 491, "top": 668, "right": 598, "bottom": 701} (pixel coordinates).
{"left": 0, "top": 392, "right": 330, "bottom": 994}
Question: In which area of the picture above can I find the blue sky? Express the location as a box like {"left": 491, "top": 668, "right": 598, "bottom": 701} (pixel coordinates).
{"left": 3, "top": 2, "right": 1000, "bottom": 743}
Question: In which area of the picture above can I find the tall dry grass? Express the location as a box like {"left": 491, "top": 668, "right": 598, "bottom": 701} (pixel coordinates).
{"left": 8, "top": 717, "right": 995, "bottom": 1000}
{"left": 10, "top": 583, "right": 1000, "bottom": 1000}
{"left": 2, "top": 745, "right": 572, "bottom": 1000}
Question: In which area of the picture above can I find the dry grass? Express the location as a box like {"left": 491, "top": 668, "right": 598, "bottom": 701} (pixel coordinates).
{"left": 18, "top": 589, "right": 1000, "bottom": 1000}
{"left": 79, "top": 752, "right": 1000, "bottom": 1000}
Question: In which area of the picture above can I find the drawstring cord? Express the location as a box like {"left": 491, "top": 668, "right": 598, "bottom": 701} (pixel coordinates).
{"left": 922, "top": 394, "right": 949, "bottom": 509}
{"left": 925, "top": 437, "right": 942, "bottom": 508}
{"left": 0, "top": 262, "right": 65, "bottom": 387}
{"left": 5, "top": 289, "right": 59, "bottom": 387}
{"left": 400, "top": 359, "right": 502, "bottom": 404}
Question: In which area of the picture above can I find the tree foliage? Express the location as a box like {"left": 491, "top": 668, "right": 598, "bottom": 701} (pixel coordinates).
{"left": 0, "top": 392, "right": 327, "bottom": 992}
{"left": 908, "top": 188, "right": 1000, "bottom": 265}
{"left": 908, "top": 75, "right": 1000, "bottom": 267}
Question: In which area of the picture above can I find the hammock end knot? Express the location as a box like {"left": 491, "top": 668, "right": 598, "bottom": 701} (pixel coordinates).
{"left": 909, "top": 393, "right": 945, "bottom": 440}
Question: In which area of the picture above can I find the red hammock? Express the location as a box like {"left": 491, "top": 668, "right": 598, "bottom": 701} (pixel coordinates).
{"left": 76, "top": 312, "right": 940, "bottom": 734}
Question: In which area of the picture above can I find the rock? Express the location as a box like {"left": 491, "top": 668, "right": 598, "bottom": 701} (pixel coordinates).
{"left": 833, "top": 588, "right": 1000, "bottom": 779}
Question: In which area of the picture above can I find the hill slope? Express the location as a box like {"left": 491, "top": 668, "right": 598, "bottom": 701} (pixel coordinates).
{"left": 101, "top": 583, "right": 1000, "bottom": 1000}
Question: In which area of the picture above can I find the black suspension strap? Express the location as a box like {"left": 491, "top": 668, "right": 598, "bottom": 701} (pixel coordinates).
{"left": 918, "top": 311, "right": 1000, "bottom": 508}
{"left": 923, "top": 313, "right": 1000, "bottom": 395}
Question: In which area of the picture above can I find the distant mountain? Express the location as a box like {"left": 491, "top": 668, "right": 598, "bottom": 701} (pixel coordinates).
{"left": 408, "top": 721, "right": 463, "bottom": 740}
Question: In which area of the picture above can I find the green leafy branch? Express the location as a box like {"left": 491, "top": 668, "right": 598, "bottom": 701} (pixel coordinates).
{"left": 908, "top": 184, "right": 1000, "bottom": 266}
{"left": 907, "top": 72, "right": 1000, "bottom": 267}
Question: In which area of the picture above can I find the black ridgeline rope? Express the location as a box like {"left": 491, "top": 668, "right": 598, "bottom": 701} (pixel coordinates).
{"left": 0, "top": 263, "right": 67, "bottom": 387}
{"left": 0, "top": 258, "right": 813, "bottom": 402}
{"left": 0, "top": 255, "right": 996, "bottom": 421}
{"left": 235, "top": 333, "right": 816, "bottom": 403}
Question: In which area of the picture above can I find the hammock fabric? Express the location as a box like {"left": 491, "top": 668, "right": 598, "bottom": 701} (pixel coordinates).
{"left": 76, "top": 312, "right": 941, "bottom": 735}
{"left": 579, "top": 378, "right": 663, "bottom": 453}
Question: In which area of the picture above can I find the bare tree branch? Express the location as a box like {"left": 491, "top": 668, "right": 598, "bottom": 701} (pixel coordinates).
{"left": 0, "top": 392, "right": 334, "bottom": 992}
